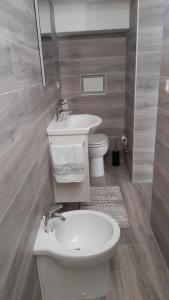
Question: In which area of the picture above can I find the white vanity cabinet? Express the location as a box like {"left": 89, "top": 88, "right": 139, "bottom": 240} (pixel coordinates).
{"left": 47, "top": 114, "right": 102, "bottom": 203}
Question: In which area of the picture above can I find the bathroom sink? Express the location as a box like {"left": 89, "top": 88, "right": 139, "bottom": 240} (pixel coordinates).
{"left": 34, "top": 210, "right": 120, "bottom": 268}
{"left": 34, "top": 210, "right": 120, "bottom": 300}
{"left": 47, "top": 114, "right": 102, "bottom": 136}
{"left": 54, "top": 211, "right": 113, "bottom": 251}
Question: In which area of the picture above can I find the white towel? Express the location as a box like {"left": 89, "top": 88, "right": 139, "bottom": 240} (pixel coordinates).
{"left": 50, "top": 144, "right": 84, "bottom": 183}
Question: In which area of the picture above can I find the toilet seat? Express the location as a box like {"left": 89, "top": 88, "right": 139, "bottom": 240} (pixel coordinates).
{"left": 89, "top": 134, "right": 109, "bottom": 148}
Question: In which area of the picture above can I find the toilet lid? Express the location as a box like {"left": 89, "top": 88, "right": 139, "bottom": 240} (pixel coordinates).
{"left": 88, "top": 134, "right": 109, "bottom": 146}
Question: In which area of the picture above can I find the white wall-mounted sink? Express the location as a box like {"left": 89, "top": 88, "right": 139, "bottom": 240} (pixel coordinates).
{"left": 47, "top": 114, "right": 102, "bottom": 136}
{"left": 34, "top": 210, "right": 120, "bottom": 300}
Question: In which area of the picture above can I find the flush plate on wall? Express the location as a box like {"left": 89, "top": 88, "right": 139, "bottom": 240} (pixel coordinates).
{"left": 81, "top": 74, "right": 106, "bottom": 95}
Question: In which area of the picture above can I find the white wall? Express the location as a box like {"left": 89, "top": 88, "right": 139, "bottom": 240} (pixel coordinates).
{"left": 39, "top": 1, "right": 51, "bottom": 33}
{"left": 54, "top": 2, "right": 129, "bottom": 33}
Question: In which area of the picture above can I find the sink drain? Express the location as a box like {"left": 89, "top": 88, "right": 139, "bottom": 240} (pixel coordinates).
{"left": 73, "top": 247, "right": 81, "bottom": 251}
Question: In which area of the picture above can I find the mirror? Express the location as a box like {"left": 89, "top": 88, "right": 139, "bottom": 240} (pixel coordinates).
{"left": 34, "top": 0, "right": 59, "bottom": 87}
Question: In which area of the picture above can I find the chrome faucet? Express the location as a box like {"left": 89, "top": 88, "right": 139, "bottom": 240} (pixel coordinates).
{"left": 43, "top": 203, "right": 66, "bottom": 233}
{"left": 56, "top": 99, "right": 71, "bottom": 122}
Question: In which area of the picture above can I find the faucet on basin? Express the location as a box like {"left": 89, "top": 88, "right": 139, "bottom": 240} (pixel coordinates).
{"left": 56, "top": 99, "right": 72, "bottom": 122}
{"left": 43, "top": 203, "right": 66, "bottom": 233}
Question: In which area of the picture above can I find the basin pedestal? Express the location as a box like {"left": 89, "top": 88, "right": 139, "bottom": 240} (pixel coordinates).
{"left": 37, "top": 256, "right": 112, "bottom": 300}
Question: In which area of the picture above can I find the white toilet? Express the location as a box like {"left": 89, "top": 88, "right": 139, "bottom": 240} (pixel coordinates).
{"left": 88, "top": 134, "right": 109, "bottom": 177}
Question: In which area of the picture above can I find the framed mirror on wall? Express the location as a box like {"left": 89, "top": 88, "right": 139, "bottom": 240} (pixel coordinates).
{"left": 34, "top": 0, "right": 59, "bottom": 87}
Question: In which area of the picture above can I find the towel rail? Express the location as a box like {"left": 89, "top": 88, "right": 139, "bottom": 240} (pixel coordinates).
{"left": 50, "top": 141, "right": 86, "bottom": 147}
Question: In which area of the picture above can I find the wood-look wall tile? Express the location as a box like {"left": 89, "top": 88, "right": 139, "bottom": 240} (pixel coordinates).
{"left": 0, "top": 89, "right": 30, "bottom": 156}
{"left": 125, "top": 0, "right": 137, "bottom": 179}
{"left": 60, "top": 59, "right": 125, "bottom": 81}
{"left": 153, "top": 141, "right": 169, "bottom": 200}
{"left": 59, "top": 33, "right": 126, "bottom": 145}
{"left": 20, "top": 257, "right": 42, "bottom": 300}
{"left": 125, "top": 0, "right": 164, "bottom": 182}
{"left": 7, "top": 172, "right": 53, "bottom": 300}
{"left": 0, "top": 0, "right": 60, "bottom": 299}
{"left": 139, "top": 0, "right": 164, "bottom": 27}
{"left": 0, "top": 38, "right": 14, "bottom": 94}
{"left": 0, "top": 0, "right": 38, "bottom": 49}
{"left": 17, "top": 0, "right": 36, "bottom": 19}
{"left": 59, "top": 34, "right": 126, "bottom": 59}
{"left": 0, "top": 101, "right": 55, "bottom": 221}
{"left": 0, "top": 143, "right": 54, "bottom": 299}
{"left": 69, "top": 94, "right": 124, "bottom": 112}
{"left": 11, "top": 42, "right": 41, "bottom": 86}
{"left": 151, "top": 0, "right": 169, "bottom": 270}
{"left": 28, "top": 83, "right": 57, "bottom": 123}
{"left": 151, "top": 190, "right": 169, "bottom": 268}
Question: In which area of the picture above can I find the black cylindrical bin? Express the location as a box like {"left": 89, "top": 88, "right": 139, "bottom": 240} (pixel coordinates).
{"left": 112, "top": 141, "right": 120, "bottom": 166}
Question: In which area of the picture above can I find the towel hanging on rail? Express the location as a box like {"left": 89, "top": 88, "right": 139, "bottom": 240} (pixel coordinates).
{"left": 50, "top": 144, "right": 85, "bottom": 183}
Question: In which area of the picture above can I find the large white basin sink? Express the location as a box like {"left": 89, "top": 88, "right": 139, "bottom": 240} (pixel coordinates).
{"left": 34, "top": 210, "right": 120, "bottom": 300}
{"left": 47, "top": 114, "right": 102, "bottom": 136}
{"left": 34, "top": 210, "right": 120, "bottom": 268}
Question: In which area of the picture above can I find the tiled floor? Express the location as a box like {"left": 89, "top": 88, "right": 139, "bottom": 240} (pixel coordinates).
{"left": 90, "top": 158, "right": 169, "bottom": 300}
